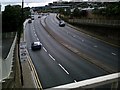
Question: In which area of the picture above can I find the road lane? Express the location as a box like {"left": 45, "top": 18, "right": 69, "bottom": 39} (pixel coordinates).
{"left": 45, "top": 14, "right": 119, "bottom": 71}
{"left": 33, "top": 17, "right": 108, "bottom": 84}
{"left": 25, "top": 20, "right": 74, "bottom": 89}
{"left": 25, "top": 15, "right": 119, "bottom": 89}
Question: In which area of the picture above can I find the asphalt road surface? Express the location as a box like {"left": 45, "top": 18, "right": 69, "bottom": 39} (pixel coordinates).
{"left": 25, "top": 14, "right": 119, "bottom": 89}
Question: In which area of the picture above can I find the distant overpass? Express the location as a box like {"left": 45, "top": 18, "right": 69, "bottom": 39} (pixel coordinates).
{"left": 51, "top": 6, "right": 70, "bottom": 9}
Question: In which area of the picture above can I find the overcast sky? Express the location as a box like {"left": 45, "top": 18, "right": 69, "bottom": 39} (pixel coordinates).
{"left": 0, "top": 0, "right": 72, "bottom": 11}
{"left": 0, "top": 0, "right": 57, "bottom": 3}
{"left": 1, "top": 0, "right": 119, "bottom": 11}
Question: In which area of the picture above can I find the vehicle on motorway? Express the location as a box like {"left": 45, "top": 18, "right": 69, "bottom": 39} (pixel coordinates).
{"left": 28, "top": 19, "right": 32, "bottom": 23}
{"left": 31, "top": 42, "right": 42, "bottom": 50}
{"left": 59, "top": 20, "right": 65, "bottom": 27}
{"left": 31, "top": 17, "right": 34, "bottom": 20}
{"left": 38, "top": 16, "right": 41, "bottom": 18}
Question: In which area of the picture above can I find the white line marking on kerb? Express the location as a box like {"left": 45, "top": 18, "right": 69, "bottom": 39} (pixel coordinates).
{"left": 112, "top": 52, "right": 116, "bottom": 56}
{"left": 48, "top": 54, "right": 55, "bottom": 61}
{"left": 58, "top": 64, "right": 69, "bottom": 75}
{"left": 43, "top": 47, "right": 47, "bottom": 52}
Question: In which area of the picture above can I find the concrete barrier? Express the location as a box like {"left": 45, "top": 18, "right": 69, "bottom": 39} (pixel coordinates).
{"left": 1, "top": 33, "right": 17, "bottom": 80}
{"left": 46, "top": 72, "right": 119, "bottom": 90}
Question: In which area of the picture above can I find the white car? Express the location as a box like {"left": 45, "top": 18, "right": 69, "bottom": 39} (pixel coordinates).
{"left": 31, "top": 42, "right": 42, "bottom": 50}
{"left": 59, "top": 20, "right": 65, "bottom": 27}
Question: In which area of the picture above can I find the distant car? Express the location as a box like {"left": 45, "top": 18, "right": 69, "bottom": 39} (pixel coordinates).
{"left": 28, "top": 19, "right": 32, "bottom": 23}
{"left": 38, "top": 16, "right": 41, "bottom": 18}
{"left": 41, "top": 13, "right": 44, "bottom": 16}
{"left": 31, "top": 17, "right": 34, "bottom": 20}
{"left": 31, "top": 42, "right": 42, "bottom": 50}
{"left": 59, "top": 20, "right": 65, "bottom": 27}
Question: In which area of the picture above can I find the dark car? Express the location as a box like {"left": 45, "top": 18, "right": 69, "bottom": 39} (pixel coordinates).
{"left": 31, "top": 42, "right": 42, "bottom": 50}
{"left": 28, "top": 19, "right": 32, "bottom": 23}
{"left": 31, "top": 17, "right": 34, "bottom": 20}
{"left": 38, "top": 16, "right": 41, "bottom": 18}
{"left": 59, "top": 20, "right": 65, "bottom": 27}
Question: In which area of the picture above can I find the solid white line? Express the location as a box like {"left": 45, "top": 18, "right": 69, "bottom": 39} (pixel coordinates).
{"left": 43, "top": 47, "right": 47, "bottom": 52}
{"left": 58, "top": 64, "right": 69, "bottom": 75}
{"left": 48, "top": 54, "right": 55, "bottom": 61}
{"left": 112, "top": 52, "right": 116, "bottom": 56}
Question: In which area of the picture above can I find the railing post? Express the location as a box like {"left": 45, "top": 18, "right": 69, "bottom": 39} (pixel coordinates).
{"left": 111, "top": 81, "right": 118, "bottom": 90}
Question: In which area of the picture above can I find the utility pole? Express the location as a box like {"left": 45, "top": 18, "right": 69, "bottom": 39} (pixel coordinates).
{"left": 17, "top": 0, "right": 24, "bottom": 43}
{"left": 17, "top": 0, "right": 24, "bottom": 86}
{"left": 22, "top": 0, "right": 24, "bottom": 23}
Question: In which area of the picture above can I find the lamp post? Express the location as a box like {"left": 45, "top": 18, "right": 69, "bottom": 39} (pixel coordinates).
{"left": 22, "top": 0, "right": 24, "bottom": 22}
{"left": 18, "top": 0, "right": 24, "bottom": 43}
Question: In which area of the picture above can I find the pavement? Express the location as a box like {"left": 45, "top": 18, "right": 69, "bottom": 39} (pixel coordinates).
{"left": 20, "top": 33, "right": 36, "bottom": 88}
{"left": 21, "top": 59, "right": 36, "bottom": 88}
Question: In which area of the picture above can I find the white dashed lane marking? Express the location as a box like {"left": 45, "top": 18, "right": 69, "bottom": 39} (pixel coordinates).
{"left": 82, "top": 40, "right": 84, "bottom": 42}
{"left": 48, "top": 54, "right": 55, "bottom": 61}
{"left": 43, "top": 47, "right": 47, "bottom": 52}
{"left": 111, "top": 52, "right": 116, "bottom": 56}
{"left": 94, "top": 45, "right": 98, "bottom": 48}
{"left": 67, "top": 32, "right": 69, "bottom": 34}
{"left": 37, "top": 38, "right": 39, "bottom": 41}
{"left": 73, "top": 35, "right": 76, "bottom": 38}
{"left": 58, "top": 64, "right": 69, "bottom": 75}
{"left": 35, "top": 33, "right": 37, "bottom": 36}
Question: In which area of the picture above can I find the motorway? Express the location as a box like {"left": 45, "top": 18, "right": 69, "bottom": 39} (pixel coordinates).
{"left": 25, "top": 13, "right": 119, "bottom": 89}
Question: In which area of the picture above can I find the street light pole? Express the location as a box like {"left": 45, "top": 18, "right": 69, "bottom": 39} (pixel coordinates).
{"left": 17, "top": 0, "right": 24, "bottom": 43}
{"left": 17, "top": 0, "right": 24, "bottom": 86}
{"left": 22, "top": 0, "right": 24, "bottom": 22}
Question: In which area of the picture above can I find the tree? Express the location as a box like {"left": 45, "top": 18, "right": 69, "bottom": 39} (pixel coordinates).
{"left": 92, "top": 2, "right": 120, "bottom": 19}
{"left": 2, "top": 5, "right": 30, "bottom": 32}
{"left": 73, "top": 8, "right": 80, "bottom": 18}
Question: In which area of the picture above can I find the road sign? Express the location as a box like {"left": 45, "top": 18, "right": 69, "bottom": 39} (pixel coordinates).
{"left": 20, "top": 42, "right": 27, "bottom": 62}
